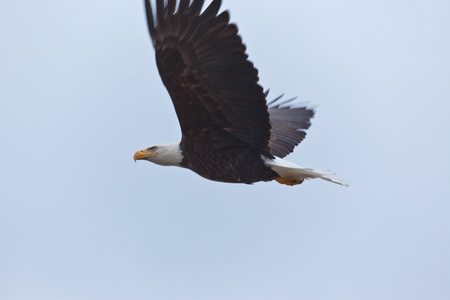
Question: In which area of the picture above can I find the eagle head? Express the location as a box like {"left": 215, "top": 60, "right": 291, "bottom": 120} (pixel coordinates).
{"left": 134, "top": 143, "right": 183, "bottom": 166}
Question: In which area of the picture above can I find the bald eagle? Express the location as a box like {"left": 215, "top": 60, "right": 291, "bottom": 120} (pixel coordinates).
{"left": 134, "top": 0, "right": 347, "bottom": 186}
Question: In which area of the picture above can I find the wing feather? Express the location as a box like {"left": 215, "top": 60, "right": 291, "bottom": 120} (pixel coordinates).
{"left": 268, "top": 95, "right": 315, "bottom": 158}
{"left": 144, "top": 0, "right": 155, "bottom": 38}
{"left": 189, "top": 0, "right": 205, "bottom": 17}
{"left": 166, "top": 0, "right": 176, "bottom": 17}
{"left": 145, "top": 0, "right": 272, "bottom": 156}
{"left": 156, "top": 0, "right": 165, "bottom": 27}
{"left": 177, "top": 0, "right": 190, "bottom": 15}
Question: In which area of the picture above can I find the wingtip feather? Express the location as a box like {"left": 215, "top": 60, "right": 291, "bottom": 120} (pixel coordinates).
{"left": 144, "top": 0, "right": 155, "bottom": 38}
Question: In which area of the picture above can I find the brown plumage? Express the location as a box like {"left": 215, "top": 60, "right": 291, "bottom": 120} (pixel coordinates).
{"left": 134, "top": 0, "right": 347, "bottom": 186}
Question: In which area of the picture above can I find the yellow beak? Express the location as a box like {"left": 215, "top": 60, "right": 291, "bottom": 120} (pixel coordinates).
{"left": 133, "top": 149, "right": 153, "bottom": 162}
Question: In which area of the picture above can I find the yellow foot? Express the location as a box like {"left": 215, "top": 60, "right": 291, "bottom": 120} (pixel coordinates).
{"left": 275, "top": 177, "right": 304, "bottom": 186}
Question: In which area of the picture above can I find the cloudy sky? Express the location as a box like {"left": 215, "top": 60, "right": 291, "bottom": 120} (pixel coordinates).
{"left": 1, "top": 0, "right": 449, "bottom": 299}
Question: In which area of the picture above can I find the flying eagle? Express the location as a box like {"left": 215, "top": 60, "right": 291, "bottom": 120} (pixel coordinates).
{"left": 134, "top": 0, "right": 347, "bottom": 186}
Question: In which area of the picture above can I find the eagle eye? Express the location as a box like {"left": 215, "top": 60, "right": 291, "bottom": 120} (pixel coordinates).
{"left": 149, "top": 146, "right": 158, "bottom": 151}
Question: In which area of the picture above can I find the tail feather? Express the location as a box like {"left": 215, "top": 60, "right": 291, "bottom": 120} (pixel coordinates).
{"left": 294, "top": 168, "right": 348, "bottom": 186}
{"left": 262, "top": 157, "right": 348, "bottom": 187}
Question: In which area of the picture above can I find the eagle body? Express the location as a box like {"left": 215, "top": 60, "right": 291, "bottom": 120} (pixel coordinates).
{"left": 134, "top": 0, "right": 347, "bottom": 187}
{"left": 180, "top": 145, "right": 279, "bottom": 184}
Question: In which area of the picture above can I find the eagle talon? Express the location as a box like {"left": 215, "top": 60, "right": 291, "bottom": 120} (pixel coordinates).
{"left": 275, "top": 177, "right": 304, "bottom": 186}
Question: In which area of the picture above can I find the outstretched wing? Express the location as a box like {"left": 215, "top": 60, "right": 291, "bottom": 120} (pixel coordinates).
{"left": 145, "top": 0, "right": 272, "bottom": 157}
{"left": 267, "top": 94, "right": 314, "bottom": 158}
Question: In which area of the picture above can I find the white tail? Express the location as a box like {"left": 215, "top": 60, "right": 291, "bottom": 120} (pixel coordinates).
{"left": 262, "top": 156, "right": 348, "bottom": 186}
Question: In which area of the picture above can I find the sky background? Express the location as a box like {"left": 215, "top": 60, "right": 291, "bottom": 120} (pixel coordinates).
{"left": 1, "top": 0, "right": 449, "bottom": 299}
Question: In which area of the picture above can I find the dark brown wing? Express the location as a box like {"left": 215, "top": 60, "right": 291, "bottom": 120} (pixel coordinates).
{"left": 267, "top": 94, "right": 315, "bottom": 158}
{"left": 145, "top": 0, "right": 272, "bottom": 157}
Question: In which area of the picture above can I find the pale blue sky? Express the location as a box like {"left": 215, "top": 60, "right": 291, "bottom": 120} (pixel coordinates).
{"left": 1, "top": 0, "right": 449, "bottom": 299}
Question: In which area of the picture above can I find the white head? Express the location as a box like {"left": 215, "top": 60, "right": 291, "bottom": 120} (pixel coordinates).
{"left": 134, "top": 142, "right": 183, "bottom": 166}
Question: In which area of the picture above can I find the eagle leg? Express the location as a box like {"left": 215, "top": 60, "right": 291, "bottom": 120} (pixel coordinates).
{"left": 274, "top": 177, "right": 304, "bottom": 186}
